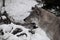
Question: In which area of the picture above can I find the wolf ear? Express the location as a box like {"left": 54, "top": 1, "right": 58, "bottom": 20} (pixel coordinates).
{"left": 31, "top": 7, "right": 40, "bottom": 16}
{"left": 34, "top": 6, "right": 42, "bottom": 15}
{"left": 36, "top": 8, "right": 43, "bottom": 17}
{"left": 31, "top": 6, "right": 44, "bottom": 16}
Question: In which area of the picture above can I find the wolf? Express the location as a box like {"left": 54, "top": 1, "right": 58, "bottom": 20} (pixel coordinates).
{"left": 24, "top": 6, "right": 60, "bottom": 40}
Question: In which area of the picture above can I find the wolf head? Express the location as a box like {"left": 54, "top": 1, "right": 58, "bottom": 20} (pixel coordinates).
{"left": 24, "top": 6, "right": 57, "bottom": 28}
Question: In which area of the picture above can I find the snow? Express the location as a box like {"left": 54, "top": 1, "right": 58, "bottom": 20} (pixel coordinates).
{"left": 4, "top": 0, "right": 38, "bottom": 23}
{"left": 0, "top": 23, "right": 50, "bottom": 40}
{"left": 31, "top": 28, "right": 50, "bottom": 40}
{"left": 1, "top": 16, "right": 6, "bottom": 20}
{"left": 0, "top": 24, "right": 13, "bottom": 33}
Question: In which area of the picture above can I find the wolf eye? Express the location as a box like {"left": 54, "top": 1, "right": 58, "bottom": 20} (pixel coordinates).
{"left": 30, "top": 23, "right": 35, "bottom": 25}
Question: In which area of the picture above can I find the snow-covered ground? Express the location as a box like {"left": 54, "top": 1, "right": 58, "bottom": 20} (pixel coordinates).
{"left": 0, "top": 23, "right": 50, "bottom": 40}
{"left": 2, "top": 0, "right": 38, "bottom": 23}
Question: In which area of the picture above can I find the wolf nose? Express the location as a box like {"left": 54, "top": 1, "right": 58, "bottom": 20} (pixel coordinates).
{"left": 24, "top": 18, "right": 26, "bottom": 21}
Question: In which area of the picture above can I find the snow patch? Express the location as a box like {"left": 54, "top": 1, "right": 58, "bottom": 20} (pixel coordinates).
{"left": 5, "top": 0, "right": 38, "bottom": 23}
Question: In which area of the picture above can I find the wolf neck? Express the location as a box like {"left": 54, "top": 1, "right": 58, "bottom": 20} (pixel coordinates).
{"left": 37, "top": 17, "right": 60, "bottom": 40}
{"left": 38, "top": 17, "right": 59, "bottom": 32}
